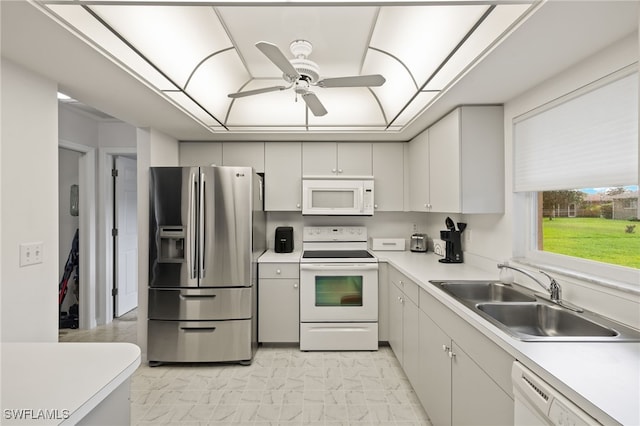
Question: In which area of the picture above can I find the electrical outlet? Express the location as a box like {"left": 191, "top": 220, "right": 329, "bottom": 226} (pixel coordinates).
{"left": 20, "top": 242, "right": 43, "bottom": 267}
{"left": 412, "top": 223, "right": 417, "bottom": 232}
{"left": 465, "top": 230, "right": 472, "bottom": 242}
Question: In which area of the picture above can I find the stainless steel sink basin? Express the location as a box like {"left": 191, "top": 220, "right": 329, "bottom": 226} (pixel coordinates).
{"left": 477, "top": 302, "right": 618, "bottom": 339}
{"left": 429, "top": 280, "right": 640, "bottom": 341}
{"left": 433, "top": 280, "right": 536, "bottom": 303}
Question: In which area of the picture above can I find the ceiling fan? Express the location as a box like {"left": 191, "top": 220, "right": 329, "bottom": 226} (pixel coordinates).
{"left": 228, "top": 40, "right": 386, "bottom": 117}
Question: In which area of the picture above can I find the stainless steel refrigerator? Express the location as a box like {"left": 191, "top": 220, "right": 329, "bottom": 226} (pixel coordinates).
{"left": 147, "top": 166, "right": 265, "bottom": 365}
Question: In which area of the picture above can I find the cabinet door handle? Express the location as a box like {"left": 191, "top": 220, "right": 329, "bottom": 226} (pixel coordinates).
{"left": 338, "top": 169, "right": 343, "bottom": 174}
{"left": 296, "top": 203, "right": 301, "bottom": 209}
{"left": 276, "top": 269, "right": 281, "bottom": 274}
{"left": 374, "top": 204, "right": 378, "bottom": 209}
{"left": 332, "top": 168, "right": 337, "bottom": 174}
{"left": 442, "top": 344, "right": 449, "bottom": 352}
{"left": 448, "top": 350, "right": 456, "bottom": 359}
{"left": 293, "top": 283, "right": 299, "bottom": 289}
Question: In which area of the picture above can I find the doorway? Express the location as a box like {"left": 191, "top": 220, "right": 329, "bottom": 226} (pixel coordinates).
{"left": 112, "top": 155, "right": 138, "bottom": 317}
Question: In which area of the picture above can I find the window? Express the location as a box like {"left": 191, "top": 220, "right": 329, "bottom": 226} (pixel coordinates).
{"left": 513, "top": 69, "right": 639, "bottom": 285}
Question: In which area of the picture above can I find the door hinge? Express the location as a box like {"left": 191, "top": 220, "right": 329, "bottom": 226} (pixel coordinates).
{"left": 112, "top": 288, "right": 118, "bottom": 297}
{"left": 112, "top": 168, "right": 118, "bottom": 177}
{"left": 112, "top": 228, "right": 118, "bottom": 237}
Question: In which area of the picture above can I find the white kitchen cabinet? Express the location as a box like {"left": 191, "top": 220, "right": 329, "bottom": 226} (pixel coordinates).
{"left": 264, "top": 142, "right": 302, "bottom": 211}
{"left": 302, "top": 142, "right": 372, "bottom": 176}
{"left": 222, "top": 142, "right": 265, "bottom": 172}
{"left": 258, "top": 262, "right": 300, "bottom": 343}
{"left": 418, "top": 309, "right": 452, "bottom": 426}
{"left": 407, "top": 129, "right": 430, "bottom": 212}
{"left": 372, "top": 143, "right": 404, "bottom": 211}
{"left": 388, "top": 266, "right": 420, "bottom": 390}
{"left": 418, "top": 286, "right": 514, "bottom": 426}
{"left": 408, "top": 105, "right": 504, "bottom": 213}
{"left": 179, "top": 142, "right": 223, "bottom": 166}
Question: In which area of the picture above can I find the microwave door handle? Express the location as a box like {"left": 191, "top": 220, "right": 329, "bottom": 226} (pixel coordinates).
{"left": 359, "top": 187, "right": 364, "bottom": 213}
{"left": 199, "top": 172, "right": 206, "bottom": 279}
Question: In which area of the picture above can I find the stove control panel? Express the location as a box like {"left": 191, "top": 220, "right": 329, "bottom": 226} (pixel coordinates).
{"left": 303, "top": 226, "right": 367, "bottom": 242}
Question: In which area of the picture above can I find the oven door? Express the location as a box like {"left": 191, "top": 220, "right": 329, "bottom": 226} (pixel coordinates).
{"left": 300, "top": 263, "right": 378, "bottom": 322}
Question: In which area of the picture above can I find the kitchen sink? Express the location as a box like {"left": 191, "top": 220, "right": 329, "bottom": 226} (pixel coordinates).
{"left": 432, "top": 280, "right": 536, "bottom": 303}
{"left": 477, "top": 302, "right": 618, "bottom": 339}
{"left": 429, "top": 280, "right": 640, "bottom": 341}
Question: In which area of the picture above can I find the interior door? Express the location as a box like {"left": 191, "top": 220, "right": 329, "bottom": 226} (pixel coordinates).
{"left": 114, "top": 156, "right": 138, "bottom": 317}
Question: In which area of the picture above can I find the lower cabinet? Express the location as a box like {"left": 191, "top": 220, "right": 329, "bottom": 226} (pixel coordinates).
{"left": 388, "top": 267, "right": 420, "bottom": 390}
{"left": 258, "top": 262, "right": 299, "bottom": 342}
{"left": 386, "top": 264, "right": 515, "bottom": 426}
{"left": 418, "top": 287, "right": 514, "bottom": 426}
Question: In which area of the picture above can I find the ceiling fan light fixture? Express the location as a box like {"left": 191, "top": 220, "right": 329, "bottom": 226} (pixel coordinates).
{"left": 288, "top": 58, "right": 320, "bottom": 84}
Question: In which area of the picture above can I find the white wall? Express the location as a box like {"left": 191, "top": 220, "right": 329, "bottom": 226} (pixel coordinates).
{"left": 461, "top": 34, "right": 640, "bottom": 328}
{"left": 136, "top": 128, "right": 179, "bottom": 359}
{"left": 1, "top": 59, "right": 59, "bottom": 342}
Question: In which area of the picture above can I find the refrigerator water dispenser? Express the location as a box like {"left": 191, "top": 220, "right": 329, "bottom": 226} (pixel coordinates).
{"left": 159, "top": 226, "right": 185, "bottom": 262}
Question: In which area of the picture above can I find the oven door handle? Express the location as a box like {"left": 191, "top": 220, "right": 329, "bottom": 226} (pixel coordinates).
{"left": 300, "top": 264, "right": 378, "bottom": 271}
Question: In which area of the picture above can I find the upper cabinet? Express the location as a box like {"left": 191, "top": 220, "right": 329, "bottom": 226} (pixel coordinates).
{"left": 179, "top": 142, "right": 223, "bottom": 166}
{"left": 179, "top": 142, "right": 265, "bottom": 173}
{"left": 409, "top": 106, "right": 504, "bottom": 214}
{"left": 373, "top": 143, "right": 404, "bottom": 211}
{"left": 264, "top": 142, "right": 302, "bottom": 211}
{"left": 222, "top": 142, "right": 265, "bottom": 173}
{"left": 302, "top": 142, "right": 372, "bottom": 176}
{"left": 408, "top": 129, "right": 430, "bottom": 212}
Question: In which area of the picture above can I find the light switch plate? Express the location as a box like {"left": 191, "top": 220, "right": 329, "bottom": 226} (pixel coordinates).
{"left": 20, "top": 242, "right": 43, "bottom": 267}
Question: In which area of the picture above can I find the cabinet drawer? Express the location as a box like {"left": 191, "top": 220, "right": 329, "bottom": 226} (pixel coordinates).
{"left": 389, "top": 267, "right": 419, "bottom": 304}
{"left": 148, "top": 319, "right": 252, "bottom": 363}
{"left": 259, "top": 263, "right": 299, "bottom": 279}
{"left": 148, "top": 287, "right": 252, "bottom": 320}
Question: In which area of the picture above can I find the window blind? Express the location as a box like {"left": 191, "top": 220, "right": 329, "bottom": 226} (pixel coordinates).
{"left": 513, "top": 72, "right": 638, "bottom": 192}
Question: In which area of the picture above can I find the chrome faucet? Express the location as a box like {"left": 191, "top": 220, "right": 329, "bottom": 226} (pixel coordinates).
{"left": 497, "top": 263, "right": 561, "bottom": 302}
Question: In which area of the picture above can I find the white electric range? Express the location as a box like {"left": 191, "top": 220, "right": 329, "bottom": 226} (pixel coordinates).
{"left": 299, "top": 226, "right": 378, "bottom": 351}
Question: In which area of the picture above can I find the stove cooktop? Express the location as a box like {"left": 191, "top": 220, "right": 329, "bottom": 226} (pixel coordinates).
{"left": 302, "top": 250, "right": 375, "bottom": 259}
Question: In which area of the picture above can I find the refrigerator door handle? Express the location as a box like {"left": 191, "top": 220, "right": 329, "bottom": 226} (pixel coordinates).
{"left": 189, "top": 172, "right": 198, "bottom": 280}
{"left": 199, "top": 172, "right": 206, "bottom": 279}
{"left": 179, "top": 326, "right": 217, "bottom": 332}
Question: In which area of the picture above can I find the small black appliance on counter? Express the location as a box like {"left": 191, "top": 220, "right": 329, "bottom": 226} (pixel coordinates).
{"left": 275, "top": 226, "right": 294, "bottom": 253}
{"left": 439, "top": 217, "right": 466, "bottom": 263}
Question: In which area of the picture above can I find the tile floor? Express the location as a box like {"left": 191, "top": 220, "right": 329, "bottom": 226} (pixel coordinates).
{"left": 59, "top": 312, "right": 432, "bottom": 425}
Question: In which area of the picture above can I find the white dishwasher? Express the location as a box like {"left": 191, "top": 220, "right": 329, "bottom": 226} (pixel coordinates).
{"left": 512, "top": 362, "right": 601, "bottom": 425}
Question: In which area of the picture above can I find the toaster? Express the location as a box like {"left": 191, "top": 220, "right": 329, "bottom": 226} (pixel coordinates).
{"left": 410, "top": 233, "right": 428, "bottom": 252}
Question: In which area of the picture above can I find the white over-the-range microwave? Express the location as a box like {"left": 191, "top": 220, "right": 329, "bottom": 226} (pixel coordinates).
{"left": 302, "top": 176, "right": 374, "bottom": 216}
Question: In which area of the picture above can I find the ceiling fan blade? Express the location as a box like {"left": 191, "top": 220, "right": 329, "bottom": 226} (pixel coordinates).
{"left": 317, "top": 74, "right": 386, "bottom": 88}
{"left": 255, "top": 41, "right": 300, "bottom": 80}
{"left": 228, "top": 86, "right": 286, "bottom": 98}
{"left": 301, "top": 91, "right": 327, "bottom": 117}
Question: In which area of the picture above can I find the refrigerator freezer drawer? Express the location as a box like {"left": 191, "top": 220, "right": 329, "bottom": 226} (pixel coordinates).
{"left": 148, "top": 287, "right": 252, "bottom": 320}
{"left": 148, "top": 319, "right": 252, "bottom": 363}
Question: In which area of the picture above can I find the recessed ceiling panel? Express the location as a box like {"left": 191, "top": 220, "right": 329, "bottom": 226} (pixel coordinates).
{"left": 307, "top": 88, "right": 386, "bottom": 126}
{"left": 371, "top": 5, "right": 488, "bottom": 87}
{"left": 216, "top": 6, "right": 377, "bottom": 78}
{"left": 424, "top": 4, "right": 535, "bottom": 92}
{"left": 186, "top": 50, "right": 250, "bottom": 121}
{"left": 363, "top": 49, "right": 416, "bottom": 123}
{"left": 393, "top": 91, "right": 439, "bottom": 127}
{"left": 163, "top": 91, "right": 222, "bottom": 129}
{"left": 91, "top": 5, "right": 233, "bottom": 88}
{"left": 226, "top": 81, "right": 306, "bottom": 126}
{"left": 47, "top": 4, "right": 177, "bottom": 91}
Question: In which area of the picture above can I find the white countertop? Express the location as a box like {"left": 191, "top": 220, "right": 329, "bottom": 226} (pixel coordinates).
{"left": 374, "top": 251, "right": 640, "bottom": 426}
{"left": 259, "top": 249, "right": 302, "bottom": 263}
{"left": 1, "top": 342, "right": 141, "bottom": 425}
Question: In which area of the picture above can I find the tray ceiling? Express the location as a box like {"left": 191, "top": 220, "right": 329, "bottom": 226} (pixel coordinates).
{"left": 36, "top": 1, "right": 536, "bottom": 137}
